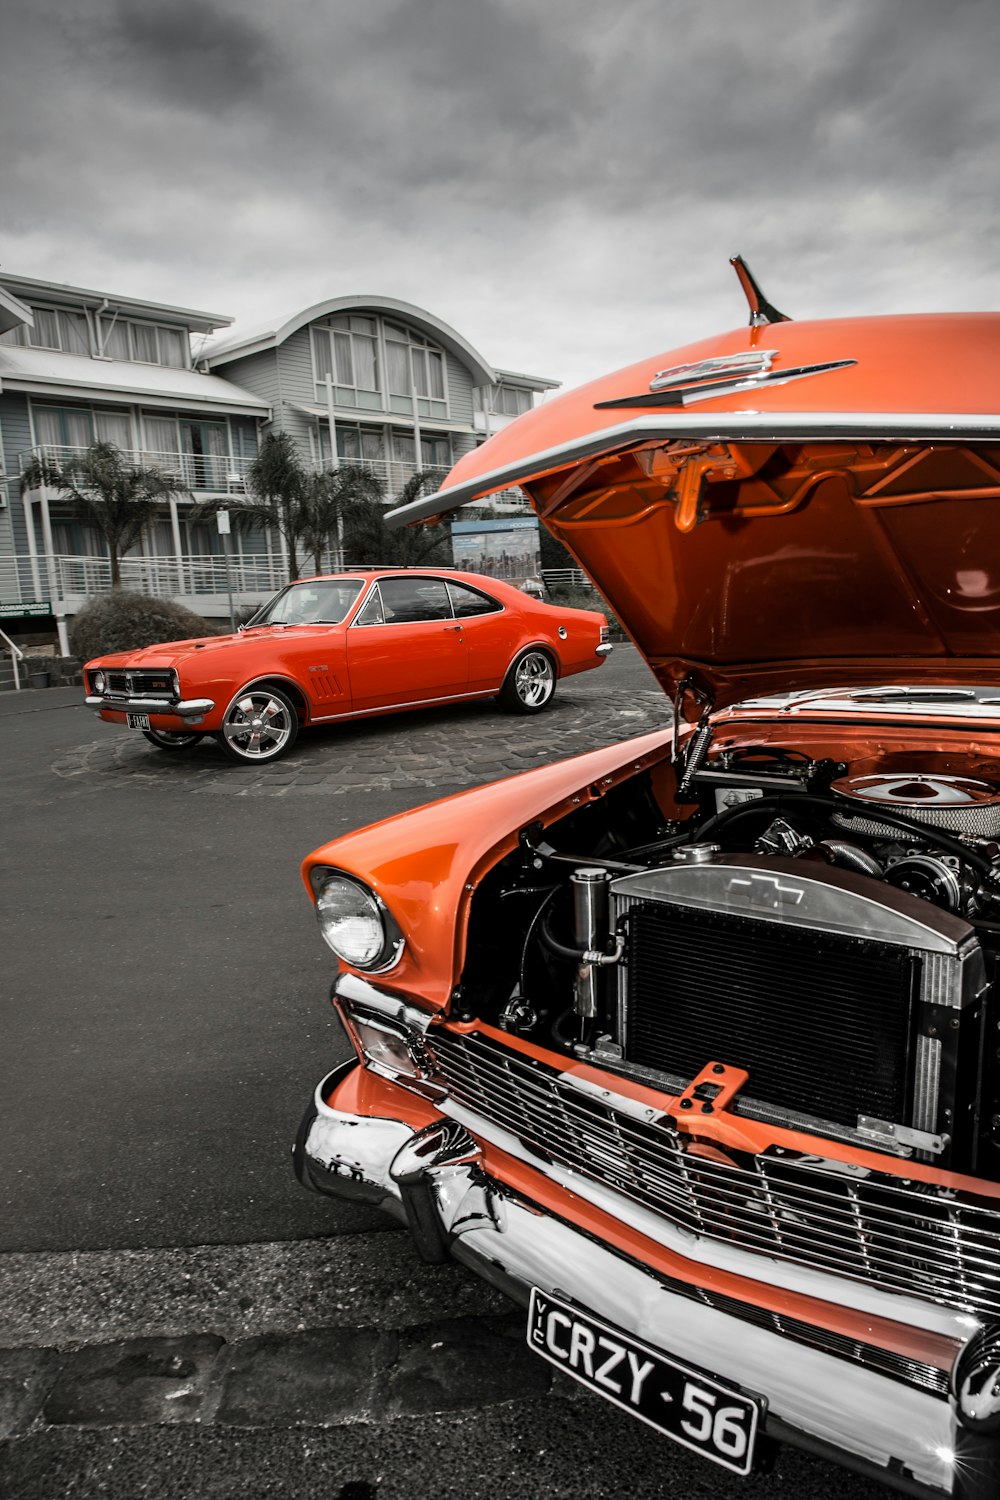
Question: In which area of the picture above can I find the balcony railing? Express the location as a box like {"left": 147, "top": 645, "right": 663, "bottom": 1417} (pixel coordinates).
{"left": 326, "top": 456, "right": 449, "bottom": 495}
{"left": 21, "top": 447, "right": 254, "bottom": 495}
{"left": 41, "top": 551, "right": 289, "bottom": 601}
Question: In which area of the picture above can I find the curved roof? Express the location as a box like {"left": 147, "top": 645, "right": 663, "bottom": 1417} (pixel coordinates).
{"left": 203, "top": 294, "right": 497, "bottom": 386}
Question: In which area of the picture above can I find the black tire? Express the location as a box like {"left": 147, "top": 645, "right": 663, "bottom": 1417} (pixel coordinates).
{"left": 142, "top": 728, "right": 203, "bottom": 752}
{"left": 215, "top": 685, "right": 299, "bottom": 764}
{"left": 499, "top": 648, "right": 557, "bottom": 714}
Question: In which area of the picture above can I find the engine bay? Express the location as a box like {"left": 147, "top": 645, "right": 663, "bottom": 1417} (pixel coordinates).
{"left": 458, "top": 707, "right": 1000, "bottom": 1179}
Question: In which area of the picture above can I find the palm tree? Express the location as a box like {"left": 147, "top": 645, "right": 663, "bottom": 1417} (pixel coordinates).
{"left": 342, "top": 468, "right": 452, "bottom": 567}
{"left": 215, "top": 432, "right": 309, "bottom": 582}
{"left": 298, "top": 464, "right": 384, "bottom": 574}
{"left": 20, "top": 441, "right": 190, "bottom": 588}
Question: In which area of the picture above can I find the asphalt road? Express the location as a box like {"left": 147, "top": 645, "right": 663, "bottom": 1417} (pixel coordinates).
{"left": 0, "top": 654, "right": 895, "bottom": 1500}
{"left": 0, "top": 647, "right": 666, "bottom": 1254}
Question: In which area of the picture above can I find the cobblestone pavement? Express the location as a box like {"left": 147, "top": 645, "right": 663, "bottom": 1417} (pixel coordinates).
{"left": 51, "top": 651, "right": 668, "bottom": 797}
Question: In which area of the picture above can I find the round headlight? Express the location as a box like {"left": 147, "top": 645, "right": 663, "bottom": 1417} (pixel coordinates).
{"left": 312, "top": 872, "right": 403, "bottom": 970}
{"left": 93, "top": 670, "right": 106, "bottom": 694}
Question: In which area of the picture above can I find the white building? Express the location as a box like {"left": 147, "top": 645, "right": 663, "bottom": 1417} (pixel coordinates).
{"left": 0, "top": 272, "right": 558, "bottom": 663}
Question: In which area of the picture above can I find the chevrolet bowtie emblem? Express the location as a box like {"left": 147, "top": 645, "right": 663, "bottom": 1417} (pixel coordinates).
{"left": 727, "top": 872, "right": 804, "bottom": 910}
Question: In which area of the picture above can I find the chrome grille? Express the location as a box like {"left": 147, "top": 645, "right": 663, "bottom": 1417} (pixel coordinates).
{"left": 106, "top": 669, "right": 174, "bottom": 697}
{"left": 426, "top": 1028, "right": 1000, "bottom": 1319}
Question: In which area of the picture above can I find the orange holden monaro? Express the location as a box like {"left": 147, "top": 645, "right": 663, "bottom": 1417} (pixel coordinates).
{"left": 293, "top": 261, "right": 1000, "bottom": 1498}
{"left": 82, "top": 568, "right": 612, "bottom": 764}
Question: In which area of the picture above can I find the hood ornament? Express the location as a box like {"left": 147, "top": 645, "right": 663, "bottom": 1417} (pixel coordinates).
{"left": 730, "top": 253, "right": 790, "bottom": 327}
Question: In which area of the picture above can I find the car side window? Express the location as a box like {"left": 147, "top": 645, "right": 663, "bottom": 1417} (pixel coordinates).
{"left": 377, "top": 577, "right": 452, "bottom": 623}
{"left": 354, "top": 586, "right": 385, "bottom": 627}
{"left": 447, "top": 581, "right": 504, "bottom": 618}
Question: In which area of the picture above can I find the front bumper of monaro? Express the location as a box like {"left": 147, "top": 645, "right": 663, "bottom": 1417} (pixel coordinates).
{"left": 294, "top": 1057, "right": 1000, "bottom": 1500}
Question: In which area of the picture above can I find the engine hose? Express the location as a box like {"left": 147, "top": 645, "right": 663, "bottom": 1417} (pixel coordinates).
{"left": 519, "top": 885, "right": 560, "bottom": 996}
{"left": 690, "top": 792, "right": 998, "bottom": 885}
{"left": 551, "top": 1006, "right": 583, "bottom": 1049}
{"left": 538, "top": 908, "right": 588, "bottom": 961}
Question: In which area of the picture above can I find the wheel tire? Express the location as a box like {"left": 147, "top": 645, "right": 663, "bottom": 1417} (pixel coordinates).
{"left": 215, "top": 685, "right": 300, "bottom": 764}
{"left": 499, "top": 648, "right": 556, "bottom": 714}
{"left": 142, "top": 728, "right": 203, "bottom": 752}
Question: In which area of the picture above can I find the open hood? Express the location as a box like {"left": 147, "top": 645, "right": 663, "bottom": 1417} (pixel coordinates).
{"left": 389, "top": 301, "right": 1000, "bottom": 708}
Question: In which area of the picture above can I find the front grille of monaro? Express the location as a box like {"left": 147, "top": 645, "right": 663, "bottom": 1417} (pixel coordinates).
{"left": 106, "top": 669, "right": 174, "bottom": 696}
{"left": 425, "top": 1027, "right": 1000, "bottom": 1319}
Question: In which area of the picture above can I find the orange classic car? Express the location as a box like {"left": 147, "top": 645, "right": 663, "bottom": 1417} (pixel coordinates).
{"left": 293, "top": 261, "right": 1000, "bottom": 1498}
{"left": 82, "top": 568, "right": 611, "bottom": 764}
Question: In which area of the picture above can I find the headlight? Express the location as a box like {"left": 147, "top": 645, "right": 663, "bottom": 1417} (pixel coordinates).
{"left": 93, "top": 670, "right": 106, "bottom": 693}
{"left": 310, "top": 869, "right": 404, "bottom": 971}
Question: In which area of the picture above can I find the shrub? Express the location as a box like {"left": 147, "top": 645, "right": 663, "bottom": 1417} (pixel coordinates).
{"left": 542, "top": 583, "right": 626, "bottom": 640}
{"left": 70, "top": 592, "right": 223, "bottom": 660}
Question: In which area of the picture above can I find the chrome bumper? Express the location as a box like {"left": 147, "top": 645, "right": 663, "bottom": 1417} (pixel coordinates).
{"left": 294, "top": 1060, "right": 1000, "bottom": 1499}
{"left": 595, "top": 642, "right": 614, "bottom": 656}
{"left": 86, "top": 695, "right": 215, "bottom": 717}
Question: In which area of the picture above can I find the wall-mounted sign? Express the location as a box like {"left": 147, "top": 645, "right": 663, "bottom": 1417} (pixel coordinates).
{"left": 450, "top": 517, "right": 541, "bottom": 588}
{"left": 0, "top": 600, "right": 52, "bottom": 618}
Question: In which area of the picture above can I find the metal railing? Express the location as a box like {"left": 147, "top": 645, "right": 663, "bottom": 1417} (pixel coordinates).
{"left": 44, "top": 552, "right": 289, "bottom": 600}
{"left": 21, "top": 447, "right": 254, "bottom": 495}
{"left": 541, "top": 567, "right": 594, "bottom": 593}
{"left": 327, "top": 457, "right": 449, "bottom": 494}
{"left": 0, "top": 626, "right": 24, "bottom": 690}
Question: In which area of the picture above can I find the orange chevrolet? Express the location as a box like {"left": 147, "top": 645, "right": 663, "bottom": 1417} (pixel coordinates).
{"left": 293, "top": 260, "right": 1000, "bottom": 1498}
{"left": 83, "top": 568, "right": 611, "bottom": 764}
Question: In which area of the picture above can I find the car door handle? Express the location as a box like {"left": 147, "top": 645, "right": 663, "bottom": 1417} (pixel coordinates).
{"left": 444, "top": 624, "right": 463, "bottom": 632}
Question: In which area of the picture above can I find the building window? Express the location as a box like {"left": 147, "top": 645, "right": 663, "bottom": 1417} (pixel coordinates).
{"left": 99, "top": 316, "right": 191, "bottom": 368}
{"left": 384, "top": 322, "right": 447, "bottom": 417}
{"left": 421, "top": 434, "right": 452, "bottom": 469}
{"left": 12, "top": 305, "right": 93, "bottom": 355}
{"left": 489, "top": 385, "right": 532, "bottom": 417}
{"left": 32, "top": 404, "right": 133, "bottom": 458}
{"left": 311, "top": 314, "right": 449, "bottom": 420}
{"left": 313, "top": 317, "right": 379, "bottom": 407}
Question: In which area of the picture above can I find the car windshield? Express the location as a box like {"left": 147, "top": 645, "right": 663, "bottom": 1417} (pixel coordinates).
{"left": 247, "top": 579, "right": 365, "bottom": 627}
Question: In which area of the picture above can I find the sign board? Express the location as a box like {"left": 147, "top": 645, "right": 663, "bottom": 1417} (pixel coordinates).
{"left": 450, "top": 516, "right": 541, "bottom": 589}
{"left": 216, "top": 509, "right": 231, "bottom": 535}
{"left": 0, "top": 601, "right": 52, "bottom": 618}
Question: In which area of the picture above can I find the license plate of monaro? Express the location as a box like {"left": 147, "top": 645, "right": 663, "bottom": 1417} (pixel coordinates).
{"left": 126, "top": 713, "right": 150, "bottom": 730}
{"left": 527, "top": 1288, "right": 762, "bottom": 1475}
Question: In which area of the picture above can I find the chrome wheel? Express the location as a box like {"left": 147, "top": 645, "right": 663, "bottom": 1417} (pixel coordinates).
{"left": 142, "top": 728, "right": 202, "bottom": 752}
{"left": 216, "top": 687, "right": 299, "bottom": 763}
{"left": 501, "top": 649, "right": 556, "bottom": 714}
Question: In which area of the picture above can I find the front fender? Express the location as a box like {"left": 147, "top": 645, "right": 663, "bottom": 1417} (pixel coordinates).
{"left": 301, "top": 726, "right": 673, "bottom": 1009}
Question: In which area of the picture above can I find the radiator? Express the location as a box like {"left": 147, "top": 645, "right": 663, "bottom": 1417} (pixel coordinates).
{"left": 609, "top": 854, "right": 985, "bottom": 1160}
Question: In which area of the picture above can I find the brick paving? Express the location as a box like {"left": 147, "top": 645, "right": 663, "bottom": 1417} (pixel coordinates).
{"left": 49, "top": 654, "right": 667, "bottom": 797}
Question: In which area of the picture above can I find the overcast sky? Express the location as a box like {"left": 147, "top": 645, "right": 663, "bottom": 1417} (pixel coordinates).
{"left": 3, "top": 0, "right": 999, "bottom": 391}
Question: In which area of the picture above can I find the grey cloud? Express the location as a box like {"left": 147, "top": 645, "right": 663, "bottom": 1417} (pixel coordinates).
{"left": 95, "top": 0, "right": 273, "bottom": 111}
{"left": 3, "top": 0, "right": 1000, "bottom": 389}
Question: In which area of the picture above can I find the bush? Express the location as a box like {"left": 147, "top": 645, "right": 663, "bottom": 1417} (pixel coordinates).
{"left": 70, "top": 592, "right": 223, "bottom": 660}
{"left": 543, "top": 583, "right": 626, "bottom": 640}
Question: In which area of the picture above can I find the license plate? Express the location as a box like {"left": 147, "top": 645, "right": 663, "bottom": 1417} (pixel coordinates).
{"left": 126, "top": 713, "right": 150, "bottom": 730}
{"left": 527, "top": 1288, "right": 762, "bottom": 1475}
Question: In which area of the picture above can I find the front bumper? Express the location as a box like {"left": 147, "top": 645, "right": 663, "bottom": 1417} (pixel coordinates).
{"left": 86, "top": 694, "right": 215, "bottom": 718}
{"left": 295, "top": 1059, "right": 1000, "bottom": 1500}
